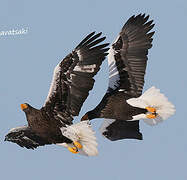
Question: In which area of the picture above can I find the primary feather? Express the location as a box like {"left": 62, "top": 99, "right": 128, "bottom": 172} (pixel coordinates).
{"left": 5, "top": 32, "right": 109, "bottom": 156}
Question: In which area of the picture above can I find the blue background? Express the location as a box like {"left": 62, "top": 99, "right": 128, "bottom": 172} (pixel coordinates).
{"left": 0, "top": 0, "right": 186, "bottom": 179}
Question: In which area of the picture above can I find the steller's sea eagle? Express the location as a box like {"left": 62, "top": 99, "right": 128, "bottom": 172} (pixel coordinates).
{"left": 5, "top": 32, "right": 109, "bottom": 156}
{"left": 81, "top": 14, "right": 175, "bottom": 141}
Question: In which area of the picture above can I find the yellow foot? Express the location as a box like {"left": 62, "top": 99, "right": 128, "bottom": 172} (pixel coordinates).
{"left": 73, "top": 141, "right": 83, "bottom": 149}
{"left": 146, "top": 114, "right": 156, "bottom": 119}
{"left": 68, "top": 147, "right": 79, "bottom": 154}
{"left": 146, "top": 107, "right": 156, "bottom": 113}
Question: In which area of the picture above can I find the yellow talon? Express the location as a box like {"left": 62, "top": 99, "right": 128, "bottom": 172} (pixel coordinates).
{"left": 146, "top": 107, "right": 156, "bottom": 113}
{"left": 146, "top": 114, "right": 156, "bottom": 119}
{"left": 73, "top": 141, "right": 83, "bottom": 149}
{"left": 67, "top": 147, "right": 79, "bottom": 154}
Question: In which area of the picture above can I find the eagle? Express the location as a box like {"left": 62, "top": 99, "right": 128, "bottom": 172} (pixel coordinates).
{"left": 81, "top": 14, "right": 175, "bottom": 141}
{"left": 5, "top": 32, "right": 109, "bottom": 156}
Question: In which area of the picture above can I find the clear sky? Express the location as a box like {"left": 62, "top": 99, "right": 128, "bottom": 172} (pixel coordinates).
{"left": 0, "top": 0, "right": 186, "bottom": 179}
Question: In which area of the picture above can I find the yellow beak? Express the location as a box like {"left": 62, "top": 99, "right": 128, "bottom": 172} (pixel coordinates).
{"left": 20, "top": 103, "right": 28, "bottom": 110}
{"left": 81, "top": 113, "right": 88, "bottom": 121}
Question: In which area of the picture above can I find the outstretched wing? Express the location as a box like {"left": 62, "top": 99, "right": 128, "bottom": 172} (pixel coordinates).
{"left": 100, "top": 119, "right": 142, "bottom": 141}
{"left": 5, "top": 126, "right": 51, "bottom": 149}
{"left": 108, "top": 14, "right": 154, "bottom": 97}
{"left": 43, "top": 32, "right": 109, "bottom": 123}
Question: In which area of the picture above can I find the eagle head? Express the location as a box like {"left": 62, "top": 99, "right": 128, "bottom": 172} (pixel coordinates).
{"left": 20, "top": 103, "right": 38, "bottom": 116}
{"left": 20, "top": 103, "right": 31, "bottom": 112}
{"left": 81, "top": 111, "right": 96, "bottom": 121}
{"left": 81, "top": 113, "right": 89, "bottom": 121}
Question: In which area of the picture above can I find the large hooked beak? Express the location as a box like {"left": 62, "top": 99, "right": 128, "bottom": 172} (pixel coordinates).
{"left": 20, "top": 103, "right": 28, "bottom": 110}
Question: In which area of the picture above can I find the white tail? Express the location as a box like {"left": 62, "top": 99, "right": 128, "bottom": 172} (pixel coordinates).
{"left": 59, "top": 121, "right": 98, "bottom": 156}
{"left": 127, "top": 86, "right": 175, "bottom": 126}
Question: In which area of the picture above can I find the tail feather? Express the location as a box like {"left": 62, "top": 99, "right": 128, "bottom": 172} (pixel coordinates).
{"left": 127, "top": 86, "right": 175, "bottom": 126}
{"left": 60, "top": 121, "right": 98, "bottom": 156}
{"left": 141, "top": 86, "right": 175, "bottom": 125}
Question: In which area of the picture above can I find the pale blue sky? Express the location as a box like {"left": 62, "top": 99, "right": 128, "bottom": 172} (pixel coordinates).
{"left": 0, "top": 0, "right": 186, "bottom": 179}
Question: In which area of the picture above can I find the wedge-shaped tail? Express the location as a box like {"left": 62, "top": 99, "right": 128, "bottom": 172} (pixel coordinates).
{"left": 59, "top": 121, "right": 98, "bottom": 156}
{"left": 127, "top": 86, "right": 175, "bottom": 126}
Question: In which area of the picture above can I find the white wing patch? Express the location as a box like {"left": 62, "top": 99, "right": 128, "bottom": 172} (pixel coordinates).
{"left": 44, "top": 63, "right": 61, "bottom": 106}
{"left": 9, "top": 126, "right": 28, "bottom": 133}
{"left": 73, "top": 49, "right": 97, "bottom": 73}
{"left": 107, "top": 37, "right": 120, "bottom": 92}
{"left": 73, "top": 64, "right": 96, "bottom": 73}
{"left": 22, "top": 136, "right": 39, "bottom": 145}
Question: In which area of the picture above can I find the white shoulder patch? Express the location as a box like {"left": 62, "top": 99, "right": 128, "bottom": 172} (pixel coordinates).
{"left": 44, "top": 63, "right": 61, "bottom": 106}
{"left": 107, "top": 46, "right": 120, "bottom": 92}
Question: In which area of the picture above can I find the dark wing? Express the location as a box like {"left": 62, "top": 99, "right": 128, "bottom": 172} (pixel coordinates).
{"left": 5, "top": 126, "right": 51, "bottom": 149}
{"left": 100, "top": 119, "right": 142, "bottom": 141}
{"left": 107, "top": 14, "right": 154, "bottom": 97}
{"left": 43, "top": 32, "right": 109, "bottom": 123}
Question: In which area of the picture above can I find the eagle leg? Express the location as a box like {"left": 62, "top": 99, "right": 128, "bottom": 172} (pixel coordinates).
{"left": 67, "top": 146, "right": 79, "bottom": 154}
{"left": 146, "top": 107, "right": 157, "bottom": 119}
{"left": 146, "top": 113, "right": 157, "bottom": 119}
{"left": 146, "top": 107, "right": 156, "bottom": 113}
{"left": 73, "top": 141, "right": 83, "bottom": 149}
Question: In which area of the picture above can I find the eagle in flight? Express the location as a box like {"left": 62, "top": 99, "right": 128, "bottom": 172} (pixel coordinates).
{"left": 81, "top": 14, "right": 175, "bottom": 141}
{"left": 5, "top": 32, "right": 109, "bottom": 156}
{"left": 5, "top": 14, "right": 175, "bottom": 156}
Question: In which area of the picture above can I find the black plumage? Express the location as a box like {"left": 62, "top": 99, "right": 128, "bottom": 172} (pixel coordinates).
{"left": 5, "top": 32, "right": 109, "bottom": 149}
{"left": 102, "top": 120, "right": 143, "bottom": 141}
{"left": 81, "top": 14, "right": 155, "bottom": 141}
